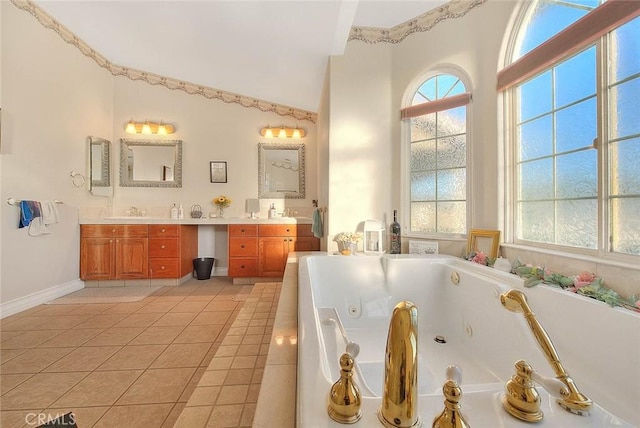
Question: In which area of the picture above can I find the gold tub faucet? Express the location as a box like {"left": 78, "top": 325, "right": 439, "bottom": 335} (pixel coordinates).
{"left": 500, "top": 289, "right": 592, "bottom": 416}
{"left": 378, "top": 301, "right": 421, "bottom": 428}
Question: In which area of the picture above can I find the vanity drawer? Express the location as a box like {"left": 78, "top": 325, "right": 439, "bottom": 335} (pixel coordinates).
{"left": 229, "top": 225, "right": 258, "bottom": 237}
{"left": 149, "top": 225, "right": 179, "bottom": 237}
{"left": 228, "top": 258, "right": 258, "bottom": 277}
{"left": 149, "top": 258, "right": 179, "bottom": 278}
{"left": 81, "top": 224, "right": 148, "bottom": 238}
{"left": 149, "top": 238, "right": 179, "bottom": 258}
{"left": 259, "top": 224, "right": 297, "bottom": 237}
{"left": 229, "top": 237, "right": 258, "bottom": 257}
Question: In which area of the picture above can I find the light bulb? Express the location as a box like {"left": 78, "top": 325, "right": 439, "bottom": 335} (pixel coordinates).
{"left": 141, "top": 121, "right": 152, "bottom": 134}
{"left": 278, "top": 127, "right": 287, "bottom": 138}
{"left": 264, "top": 128, "right": 274, "bottom": 138}
{"left": 158, "top": 122, "right": 167, "bottom": 135}
{"left": 292, "top": 128, "right": 301, "bottom": 139}
{"left": 125, "top": 120, "right": 137, "bottom": 134}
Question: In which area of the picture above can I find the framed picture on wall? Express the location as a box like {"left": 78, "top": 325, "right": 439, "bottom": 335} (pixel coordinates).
{"left": 210, "top": 161, "right": 227, "bottom": 183}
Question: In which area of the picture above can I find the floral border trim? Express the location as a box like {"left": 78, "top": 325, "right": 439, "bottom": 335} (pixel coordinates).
{"left": 10, "top": 0, "right": 317, "bottom": 124}
{"left": 349, "top": 0, "right": 487, "bottom": 44}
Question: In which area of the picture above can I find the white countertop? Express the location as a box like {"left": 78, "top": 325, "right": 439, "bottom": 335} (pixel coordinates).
{"left": 79, "top": 216, "right": 312, "bottom": 225}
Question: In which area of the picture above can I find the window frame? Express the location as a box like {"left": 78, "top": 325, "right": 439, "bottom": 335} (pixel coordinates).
{"left": 501, "top": 1, "right": 640, "bottom": 264}
{"left": 401, "top": 66, "right": 473, "bottom": 240}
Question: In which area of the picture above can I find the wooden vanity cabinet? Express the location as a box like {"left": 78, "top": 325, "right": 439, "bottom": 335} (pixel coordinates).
{"left": 228, "top": 225, "right": 259, "bottom": 277}
{"left": 80, "top": 225, "right": 148, "bottom": 280}
{"left": 258, "top": 224, "right": 320, "bottom": 277}
{"left": 148, "top": 225, "right": 198, "bottom": 278}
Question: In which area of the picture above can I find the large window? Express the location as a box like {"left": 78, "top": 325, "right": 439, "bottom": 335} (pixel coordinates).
{"left": 504, "top": 1, "right": 640, "bottom": 256}
{"left": 404, "top": 74, "right": 469, "bottom": 235}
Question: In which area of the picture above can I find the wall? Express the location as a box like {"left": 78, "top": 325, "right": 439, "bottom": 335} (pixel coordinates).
{"left": 0, "top": 2, "right": 114, "bottom": 310}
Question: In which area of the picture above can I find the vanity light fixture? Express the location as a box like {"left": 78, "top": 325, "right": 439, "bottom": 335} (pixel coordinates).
{"left": 260, "top": 125, "right": 306, "bottom": 139}
{"left": 125, "top": 119, "right": 175, "bottom": 135}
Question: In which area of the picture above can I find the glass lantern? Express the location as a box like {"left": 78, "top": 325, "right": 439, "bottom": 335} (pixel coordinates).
{"left": 364, "top": 220, "right": 385, "bottom": 254}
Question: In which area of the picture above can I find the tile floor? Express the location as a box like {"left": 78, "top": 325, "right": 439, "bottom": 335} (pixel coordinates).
{"left": 0, "top": 277, "right": 272, "bottom": 428}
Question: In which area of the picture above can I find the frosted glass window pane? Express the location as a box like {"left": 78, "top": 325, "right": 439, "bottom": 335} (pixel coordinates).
{"left": 520, "top": 158, "right": 553, "bottom": 200}
{"left": 411, "top": 171, "right": 436, "bottom": 201}
{"left": 610, "top": 17, "right": 640, "bottom": 84}
{"left": 518, "top": 201, "right": 554, "bottom": 243}
{"left": 519, "top": 71, "right": 552, "bottom": 121}
{"left": 610, "top": 77, "right": 640, "bottom": 139}
{"left": 519, "top": 115, "right": 553, "bottom": 160}
{"left": 411, "top": 115, "right": 436, "bottom": 142}
{"left": 556, "top": 150, "right": 597, "bottom": 198}
{"left": 556, "top": 97, "right": 596, "bottom": 153}
{"left": 555, "top": 47, "right": 596, "bottom": 108}
{"left": 610, "top": 137, "right": 640, "bottom": 196}
{"left": 411, "top": 202, "right": 436, "bottom": 233}
{"left": 514, "top": 0, "right": 596, "bottom": 59}
{"left": 437, "top": 169, "right": 466, "bottom": 200}
{"left": 557, "top": 199, "right": 597, "bottom": 249}
{"left": 437, "top": 202, "right": 466, "bottom": 234}
{"left": 437, "top": 107, "right": 466, "bottom": 137}
{"left": 437, "top": 135, "right": 466, "bottom": 169}
{"left": 411, "top": 140, "right": 436, "bottom": 171}
{"left": 611, "top": 197, "right": 640, "bottom": 255}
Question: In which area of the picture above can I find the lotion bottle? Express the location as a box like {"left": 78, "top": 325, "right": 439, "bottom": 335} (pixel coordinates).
{"left": 170, "top": 203, "right": 178, "bottom": 219}
{"left": 178, "top": 204, "right": 184, "bottom": 219}
{"left": 268, "top": 203, "right": 276, "bottom": 219}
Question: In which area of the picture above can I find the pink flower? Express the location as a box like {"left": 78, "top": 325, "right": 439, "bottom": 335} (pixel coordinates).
{"left": 574, "top": 272, "right": 596, "bottom": 289}
{"left": 471, "top": 252, "right": 487, "bottom": 265}
{"left": 636, "top": 301, "right": 640, "bottom": 310}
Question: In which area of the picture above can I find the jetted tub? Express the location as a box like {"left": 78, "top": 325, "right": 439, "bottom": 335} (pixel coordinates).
{"left": 297, "top": 254, "right": 639, "bottom": 427}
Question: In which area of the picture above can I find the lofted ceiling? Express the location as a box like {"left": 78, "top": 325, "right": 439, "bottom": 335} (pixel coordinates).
{"left": 33, "top": 0, "right": 450, "bottom": 113}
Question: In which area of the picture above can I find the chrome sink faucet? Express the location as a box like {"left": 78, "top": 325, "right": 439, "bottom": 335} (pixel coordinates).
{"left": 127, "top": 207, "right": 141, "bottom": 216}
{"left": 378, "top": 301, "right": 421, "bottom": 428}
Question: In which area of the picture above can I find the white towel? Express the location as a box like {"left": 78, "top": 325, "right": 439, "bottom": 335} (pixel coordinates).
{"left": 41, "top": 200, "right": 60, "bottom": 225}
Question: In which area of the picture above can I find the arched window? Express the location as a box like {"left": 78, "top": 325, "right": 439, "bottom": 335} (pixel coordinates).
{"left": 402, "top": 73, "right": 470, "bottom": 235}
{"left": 500, "top": 1, "right": 640, "bottom": 256}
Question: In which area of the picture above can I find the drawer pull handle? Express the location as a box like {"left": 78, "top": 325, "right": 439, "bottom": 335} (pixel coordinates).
{"left": 161, "top": 266, "right": 165, "bottom": 270}
{"left": 241, "top": 265, "right": 245, "bottom": 269}
{"left": 240, "top": 229, "right": 245, "bottom": 232}
{"left": 112, "top": 229, "right": 116, "bottom": 233}
{"left": 161, "top": 228, "right": 166, "bottom": 233}
{"left": 240, "top": 244, "right": 245, "bottom": 248}
{"left": 286, "top": 228, "right": 291, "bottom": 232}
{"left": 161, "top": 245, "right": 165, "bottom": 249}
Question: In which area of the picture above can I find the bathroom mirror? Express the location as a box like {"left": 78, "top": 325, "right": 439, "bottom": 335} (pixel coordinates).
{"left": 89, "top": 136, "right": 112, "bottom": 196}
{"left": 258, "top": 142, "right": 305, "bottom": 199}
{"left": 120, "top": 139, "right": 182, "bottom": 188}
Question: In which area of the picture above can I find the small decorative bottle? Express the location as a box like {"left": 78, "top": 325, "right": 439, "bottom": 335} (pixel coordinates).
{"left": 390, "top": 209, "right": 401, "bottom": 254}
{"left": 170, "top": 203, "right": 178, "bottom": 220}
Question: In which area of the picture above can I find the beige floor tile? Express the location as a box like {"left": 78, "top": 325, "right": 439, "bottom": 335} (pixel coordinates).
{"left": 224, "top": 368, "right": 253, "bottom": 386}
{"left": 150, "top": 343, "right": 212, "bottom": 368}
{"left": 135, "top": 301, "right": 179, "bottom": 313}
{"left": 0, "top": 348, "right": 28, "bottom": 364}
{"left": 0, "top": 347, "right": 73, "bottom": 374}
{"left": 2, "top": 409, "right": 42, "bottom": 428}
{"left": 39, "top": 328, "right": 104, "bottom": 348}
{"left": 203, "top": 301, "right": 239, "bottom": 312}
{"left": 251, "top": 367, "right": 264, "bottom": 384}
{"left": 179, "top": 367, "right": 207, "bottom": 402}
{"left": 221, "top": 335, "right": 243, "bottom": 346}
{"left": 230, "top": 355, "right": 257, "bottom": 370}
{"left": 73, "top": 313, "right": 129, "bottom": 329}
{"left": 174, "top": 405, "right": 213, "bottom": 428}
{"left": 129, "top": 325, "right": 185, "bottom": 345}
{"left": 117, "top": 367, "right": 195, "bottom": 405}
{"left": 68, "top": 303, "right": 116, "bottom": 315}
{"left": 236, "top": 343, "right": 260, "bottom": 356}
{"left": 174, "top": 324, "right": 224, "bottom": 344}
{"left": 113, "top": 312, "right": 164, "bottom": 328}
{"left": 240, "top": 403, "right": 257, "bottom": 427}
{"left": 1, "top": 316, "right": 51, "bottom": 331}
{"left": 97, "top": 344, "right": 167, "bottom": 370}
{"left": 161, "top": 402, "right": 187, "bottom": 428}
{"left": 43, "top": 406, "right": 109, "bottom": 428}
{"left": 43, "top": 346, "right": 121, "bottom": 372}
{"left": 201, "top": 344, "right": 220, "bottom": 367}
{"left": 1, "top": 330, "right": 67, "bottom": 350}
{"left": 199, "top": 370, "right": 227, "bottom": 387}
{"left": 52, "top": 370, "right": 143, "bottom": 407}
{"left": 83, "top": 327, "right": 145, "bottom": 346}
{"left": 0, "top": 330, "right": 24, "bottom": 344}
{"left": 0, "top": 373, "right": 33, "bottom": 395}
{"left": 215, "top": 345, "right": 238, "bottom": 357}
{"left": 152, "top": 312, "right": 197, "bottom": 327}
{"left": 239, "top": 335, "right": 262, "bottom": 345}
{"left": 216, "top": 384, "right": 248, "bottom": 405}
{"left": 191, "top": 310, "right": 234, "bottom": 325}
{"left": 92, "top": 403, "right": 173, "bottom": 428}
{"left": 102, "top": 301, "right": 147, "bottom": 314}
{"left": 245, "top": 326, "right": 266, "bottom": 335}
{"left": 207, "top": 356, "right": 234, "bottom": 371}
{"left": 170, "top": 301, "right": 209, "bottom": 313}
{"left": 27, "top": 304, "right": 84, "bottom": 316}
{"left": 182, "top": 294, "right": 215, "bottom": 302}
{"left": 187, "top": 386, "right": 221, "bottom": 406}
{"left": 246, "top": 384, "right": 261, "bottom": 403}
{"left": 1, "top": 372, "right": 88, "bottom": 410}
{"left": 206, "top": 404, "right": 244, "bottom": 427}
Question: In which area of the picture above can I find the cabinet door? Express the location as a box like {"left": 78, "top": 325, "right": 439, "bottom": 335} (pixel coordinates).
{"left": 115, "top": 238, "right": 148, "bottom": 279}
{"left": 80, "top": 238, "right": 114, "bottom": 280}
{"left": 290, "top": 237, "right": 320, "bottom": 252}
{"left": 259, "top": 237, "right": 289, "bottom": 277}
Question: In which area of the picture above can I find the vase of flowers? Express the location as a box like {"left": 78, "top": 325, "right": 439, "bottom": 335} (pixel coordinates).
{"left": 213, "top": 195, "right": 232, "bottom": 218}
{"left": 333, "top": 232, "right": 362, "bottom": 255}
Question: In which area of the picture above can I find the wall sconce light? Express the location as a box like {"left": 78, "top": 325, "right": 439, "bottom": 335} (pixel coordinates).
{"left": 260, "top": 125, "right": 306, "bottom": 139}
{"left": 125, "top": 120, "right": 175, "bottom": 135}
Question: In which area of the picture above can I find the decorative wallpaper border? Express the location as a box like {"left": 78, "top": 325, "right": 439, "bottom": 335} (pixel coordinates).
{"left": 349, "top": 0, "right": 487, "bottom": 44}
{"left": 10, "top": 0, "right": 318, "bottom": 123}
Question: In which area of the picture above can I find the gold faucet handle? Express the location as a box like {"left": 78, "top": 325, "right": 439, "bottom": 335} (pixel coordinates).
{"left": 327, "top": 352, "right": 362, "bottom": 424}
{"left": 502, "top": 360, "right": 543, "bottom": 422}
{"left": 433, "top": 365, "right": 470, "bottom": 428}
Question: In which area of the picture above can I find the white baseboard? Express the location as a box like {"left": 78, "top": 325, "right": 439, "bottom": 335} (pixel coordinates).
{"left": 213, "top": 267, "right": 228, "bottom": 277}
{"left": 0, "top": 279, "right": 84, "bottom": 318}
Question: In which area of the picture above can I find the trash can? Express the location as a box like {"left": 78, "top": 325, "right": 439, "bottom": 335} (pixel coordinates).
{"left": 193, "top": 257, "right": 215, "bottom": 280}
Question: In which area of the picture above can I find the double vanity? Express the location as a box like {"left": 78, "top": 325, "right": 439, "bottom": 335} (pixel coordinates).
{"left": 79, "top": 217, "right": 320, "bottom": 284}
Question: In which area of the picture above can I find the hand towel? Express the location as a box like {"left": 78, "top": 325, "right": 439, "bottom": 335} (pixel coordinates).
{"left": 41, "top": 200, "right": 60, "bottom": 225}
{"left": 312, "top": 208, "right": 324, "bottom": 238}
{"left": 19, "top": 200, "right": 40, "bottom": 228}
{"left": 28, "top": 202, "right": 51, "bottom": 236}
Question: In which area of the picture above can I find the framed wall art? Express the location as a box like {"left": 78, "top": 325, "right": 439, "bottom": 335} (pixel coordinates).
{"left": 210, "top": 161, "right": 227, "bottom": 183}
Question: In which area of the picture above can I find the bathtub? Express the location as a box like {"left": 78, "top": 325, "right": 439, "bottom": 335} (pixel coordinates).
{"left": 297, "top": 254, "right": 639, "bottom": 427}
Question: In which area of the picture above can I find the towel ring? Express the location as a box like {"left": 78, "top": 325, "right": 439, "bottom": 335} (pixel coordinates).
{"left": 70, "top": 171, "right": 86, "bottom": 188}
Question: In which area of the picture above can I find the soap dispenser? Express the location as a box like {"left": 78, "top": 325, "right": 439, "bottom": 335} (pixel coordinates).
{"left": 170, "top": 203, "right": 178, "bottom": 219}
{"left": 268, "top": 203, "right": 276, "bottom": 219}
{"left": 327, "top": 342, "right": 362, "bottom": 424}
{"left": 178, "top": 204, "right": 184, "bottom": 219}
